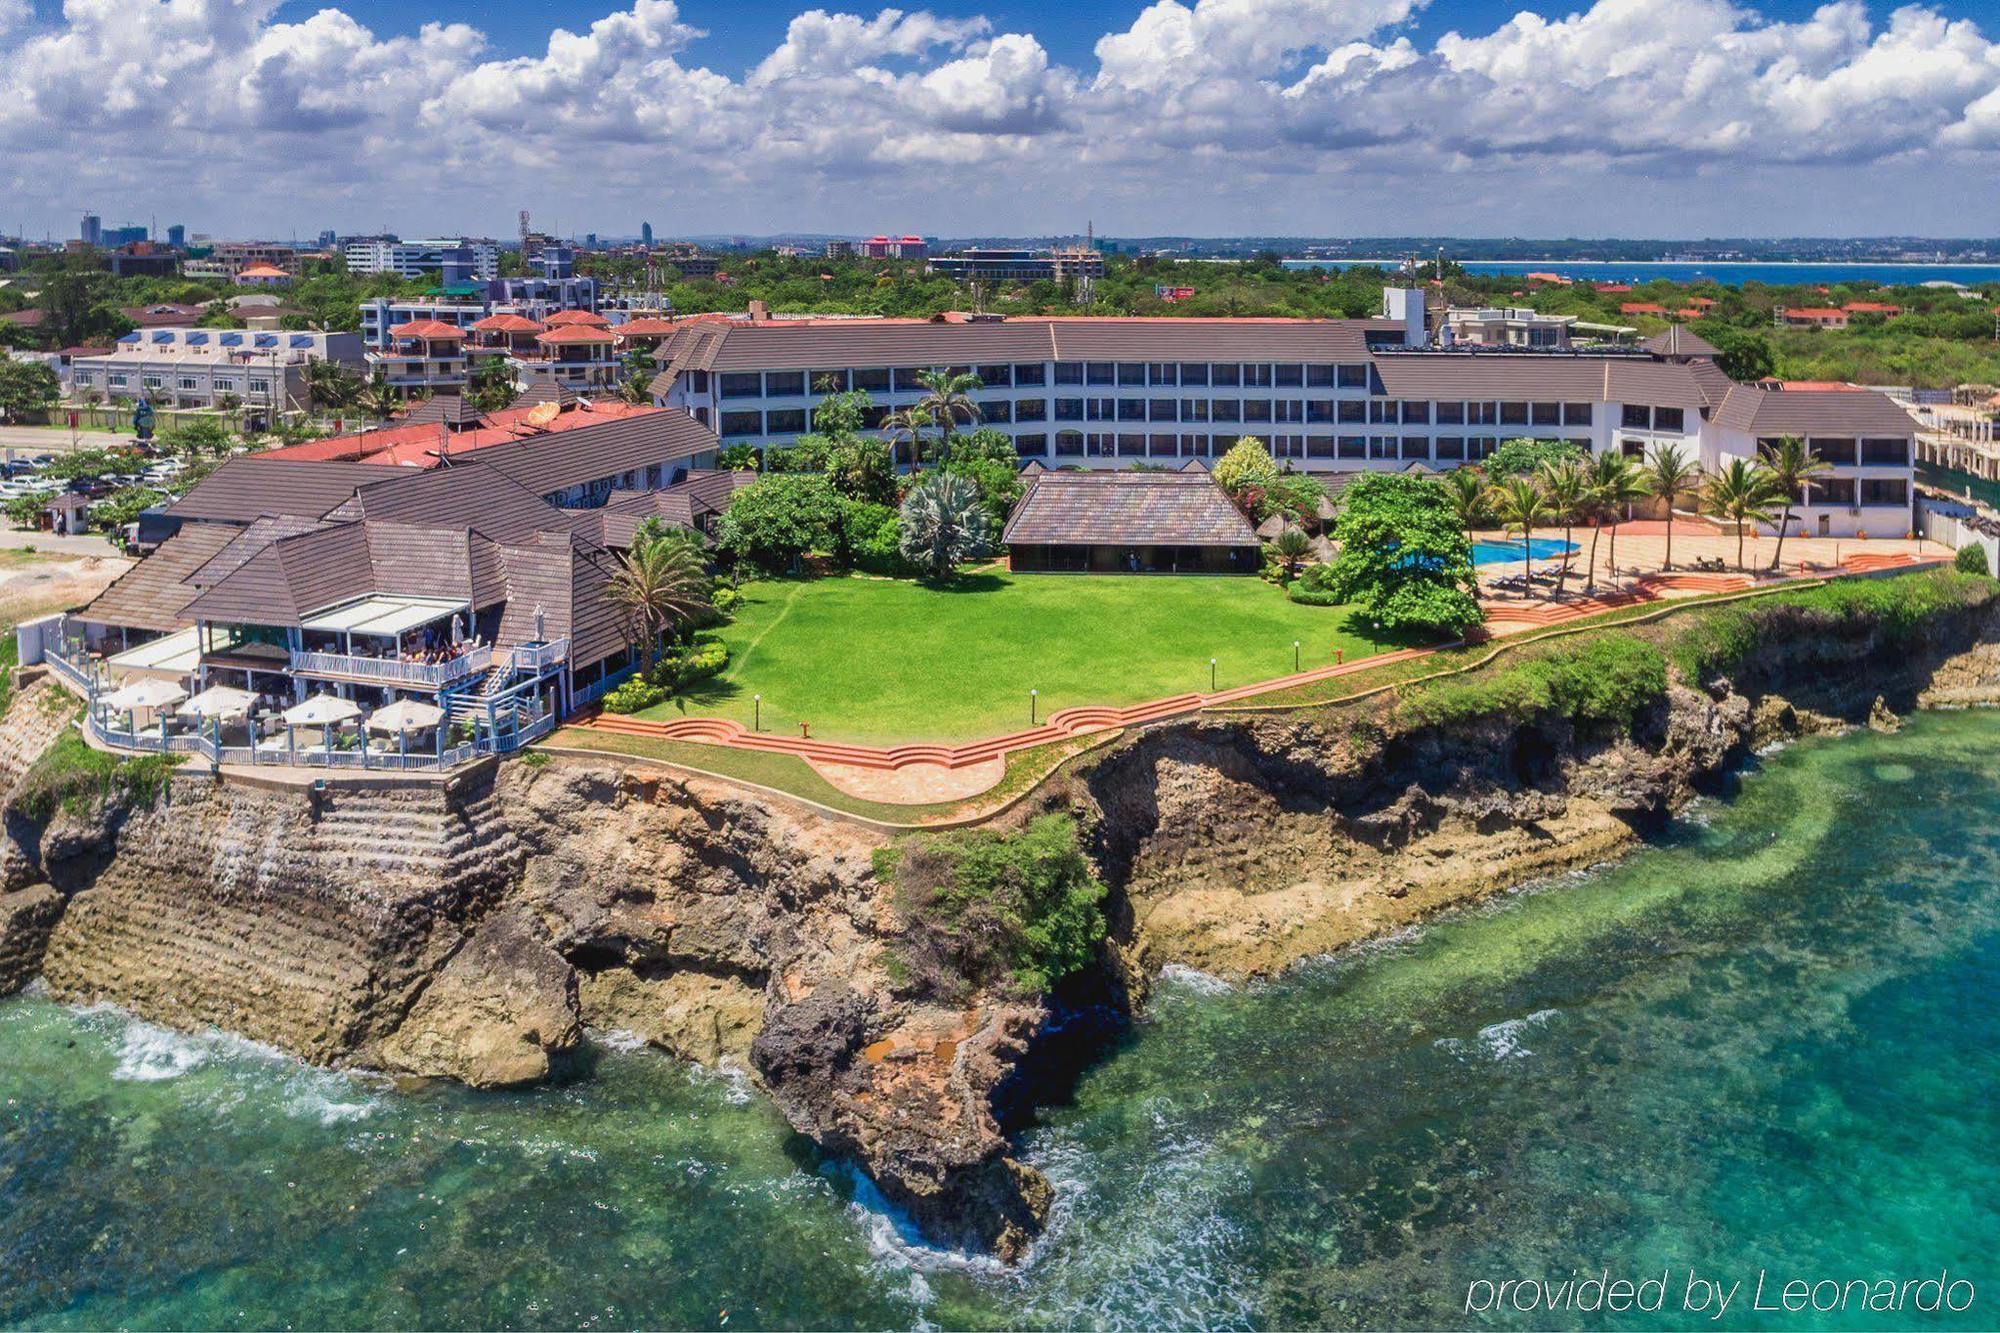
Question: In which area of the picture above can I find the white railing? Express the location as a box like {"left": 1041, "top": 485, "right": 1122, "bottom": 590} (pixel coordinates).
{"left": 290, "top": 644, "right": 492, "bottom": 688}
{"left": 506, "top": 638, "right": 569, "bottom": 672}
{"left": 83, "top": 708, "right": 485, "bottom": 773}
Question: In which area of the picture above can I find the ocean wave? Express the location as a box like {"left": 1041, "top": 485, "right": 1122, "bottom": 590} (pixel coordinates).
{"left": 1435, "top": 1007, "right": 1562, "bottom": 1062}
{"left": 1155, "top": 963, "right": 1236, "bottom": 996}
{"left": 587, "top": 1027, "right": 651, "bottom": 1053}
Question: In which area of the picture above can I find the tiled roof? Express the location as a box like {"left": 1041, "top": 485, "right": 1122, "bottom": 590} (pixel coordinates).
{"left": 612, "top": 318, "right": 679, "bottom": 337}
{"left": 1641, "top": 326, "right": 1719, "bottom": 359}
{"left": 256, "top": 400, "right": 668, "bottom": 467}
{"left": 1370, "top": 354, "right": 1709, "bottom": 408}
{"left": 77, "top": 521, "right": 239, "bottom": 631}
{"left": 404, "top": 393, "right": 484, "bottom": 426}
{"left": 536, "top": 327, "right": 617, "bottom": 345}
{"left": 164, "top": 458, "right": 388, "bottom": 523}
{"left": 388, "top": 319, "right": 465, "bottom": 338}
{"left": 544, "top": 310, "right": 610, "bottom": 327}
{"left": 471, "top": 313, "right": 544, "bottom": 333}
{"left": 1711, "top": 385, "right": 1917, "bottom": 436}
{"left": 1001, "top": 470, "right": 1260, "bottom": 547}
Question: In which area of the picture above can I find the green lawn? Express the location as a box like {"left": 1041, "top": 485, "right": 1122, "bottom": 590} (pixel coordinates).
{"left": 640, "top": 571, "right": 1414, "bottom": 744}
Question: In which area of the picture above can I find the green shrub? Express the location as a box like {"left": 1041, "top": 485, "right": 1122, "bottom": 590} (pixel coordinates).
{"left": 880, "top": 814, "right": 1108, "bottom": 1001}
{"left": 13, "top": 732, "right": 181, "bottom": 821}
{"left": 601, "top": 678, "right": 667, "bottom": 713}
{"left": 1401, "top": 635, "right": 1668, "bottom": 732}
{"left": 1955, "top": 544, "right": 1991, "bottom": 576}
{"left": 710, "top": 585, "right": 740, "bottom": 616}
{"left": 643, "top": 635, "right": 729, "bottom": 692}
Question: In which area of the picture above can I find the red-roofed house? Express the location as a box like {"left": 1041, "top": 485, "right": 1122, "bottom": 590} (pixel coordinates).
{"left": 1779, "top": 307, "right": 1850, "bottom": 328}
{"left": 530, "top": 325, "right": 619, "bottom": 389}
{"left": 543, "top": 309, "right": 611, "bottom": 329}
{"left": 376, "top": 320, "right": 468, "bottom": 393}
{"left": 1596, "top": 282, "right": 1633, "bottom": 294}
{"left": 469, "top": 312, "right": 545, "bottom": 356}
{"left": 1842, "top": 301, "right": 1903, "bottom": 318}
{"left": 261, "top": 397, "right": 667, "bottom": 466}
{"left": 1620, "top": 302, "right": 1667, "bottom": 316}
{"left": 234, "top": 263, "right": 291, "bottom": 288}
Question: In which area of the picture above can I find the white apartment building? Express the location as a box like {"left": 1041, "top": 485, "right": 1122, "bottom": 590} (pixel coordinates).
{"left": 1443, "top": 307, "right": 1578, "bottom": 349}
{"left": 345, "top": 238, "right": 500, "bottom": 282}
{"left": 654, "top": 294, "right": 1916, "bottom": 537}
{"left": 69, "top": 329, "right": 365, "bottom": 412}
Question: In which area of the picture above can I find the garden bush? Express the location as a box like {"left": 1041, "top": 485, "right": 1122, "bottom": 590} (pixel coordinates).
{"left": 879, "top": 814, "right": 1108, "bottom": 1002}
{"left": 1955, "top": 544, "right": 1991, "bottom": 576}
{"left": 601, "top": 678, "right": 667, "bottom": 713}
{"left": 13, "top": 732, "right": 181, "bottom": 821}
{"left": 1287, "top": 563, "right": 1343, "bottom": 605}
{"left": 1400, "top": 635, "right": 1669, "bottom": 732}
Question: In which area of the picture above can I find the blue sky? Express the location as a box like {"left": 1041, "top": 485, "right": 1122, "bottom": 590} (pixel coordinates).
{"left": 6, "top": 0, "right": 2000, "bottom": 239}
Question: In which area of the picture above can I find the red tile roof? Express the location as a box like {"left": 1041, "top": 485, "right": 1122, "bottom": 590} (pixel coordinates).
{"left": 388, "top": 319, "right": 466, "bottom": 339}
{"left": 471, "top": 313, "right": 544, "bottom": 333}
{"left": 1620, "top": 302, "right": 1667, "bottom": 314}
{"left": 537, "top": 327, "right": 617, "bottom": 345}
{"left": 260, "top": 400, "right": 664, "bottom": 467}
{"left": 611, "top": 318, "right": 679, "bottom": 337}
{"left": 543, "top": 310, "right": 610, "bottom": 328}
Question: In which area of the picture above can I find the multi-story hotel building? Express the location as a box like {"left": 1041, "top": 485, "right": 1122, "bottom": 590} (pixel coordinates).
{"left": 655, "top": 294, "right": 1917, "bottom": 537}
{"left": 69, "top": 329, "right": 365, "bottom": 412}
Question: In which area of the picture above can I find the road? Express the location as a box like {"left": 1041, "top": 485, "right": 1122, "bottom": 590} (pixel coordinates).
{"left": 0, "top": 424, "right": 139, "bottom": 454}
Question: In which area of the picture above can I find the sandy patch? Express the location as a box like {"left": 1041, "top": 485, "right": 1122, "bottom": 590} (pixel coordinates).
{"left": 806, "top": 755, "right": 1006, "bottom": 804}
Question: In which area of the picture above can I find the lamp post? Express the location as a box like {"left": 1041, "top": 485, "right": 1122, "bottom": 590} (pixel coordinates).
{"left": 753, "top": 693, "right": 761, "bottom": 732}
{"left": 1293, "top": 640, "right": 1301, "bottom": 672}
{"left": 1030, "top": 688, "right": 1038, "bottom": 725}
{"left": 1209, "top": 657, "right": 1217, "bottom": 691}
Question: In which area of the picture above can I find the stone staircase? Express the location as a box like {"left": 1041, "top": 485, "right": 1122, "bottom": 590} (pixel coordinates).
{"left": 293, "top": 777, "right": 524, "bottom": 888}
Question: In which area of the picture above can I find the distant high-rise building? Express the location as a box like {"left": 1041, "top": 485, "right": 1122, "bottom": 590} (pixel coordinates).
{"left": 585, "top": 233, "right": 598, "bottom": 250}
{"left": 317, "top": 229, "right": 337, "bottom": 250}
{"left": 80, "top": 213, "right": 101, "bottom": 246}
{"left": 166, "top": 224, "right": 186, "bottom": 248}
{"left": 641, "top": 221, "right": 654, "bottom": 247}
{"left": 102, "top": 224, "right": 148, "bottom": 247}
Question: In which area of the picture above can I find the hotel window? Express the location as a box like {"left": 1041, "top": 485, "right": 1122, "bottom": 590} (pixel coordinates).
{"left": 1054, "top": 362, "right": 1084, "bottom": 385}
{"left": 1338, "top": 400, "right": 1366, "bottom": 424}
{"left": 1402, "top": 436, "right": 1431, "bottom": 460}
{"left": 1275, "top": 364, "right": 1303, "bottom": 387}
{"left": 980, "top": 400, "right": 1012, "bottom": 424}
{"left": 1087, "top": 361, "right": 1116, "bottom": 386}
{"left": 1014, "top": 398, "right": 1046, "bottom": 423}
{"left": 1401, "top": 401, "right": 1430, "bottom": 424}
{"left": 1306, "top": 364, "right": 1336, "bottom": 388}
{"left": 1212, "top": 363, "right": 1241, "bottom": 387}
{"left": 1088, "top": 398, "right": 1115, "bottom": 421}
{"left": 1369, "top": 400, "right": 1394, "bottom": 424}
{"left": 108, "top": 373, "right": 129, "bottom": 388}
{"left": 1336, "top": 364, "right": 1368, "bottom": 389}
{"left": 1469, "top": 437, "right": 1498, "bottom": 459}
{"left": 1054, "top": 431, "right": 1085, "bottom": 456}
{"left": 1307, "top": 436, "right": 1338, "bottom": 459}
{"left": 1500, "top": 401, "right": 1528, "bottom": 425}
{"left": 1338, "top": 436, "right": 1366, "bottom": 459}
{"left": 1807, "top": 437, "right": 1856, "bottom": 465}
{"left": 1117, "top": 362, "right": 1146, "bottom": 386}
{"left": 250, "top": 378, "right": 274, "bottom": 395}
{"left": 1212, "top": 400, "right": 1241, "bottom": 423}
{"left": 720, "top": 411, "right": 763, "bottom": 437}
{"left": 143, "top": 374, "right": 164, "bottom": 389}
{"left": 1014, "top": 433, "right": 1047, "bottom": 457}
{"left": 213, "top": 378, "right": 236, "bottom": 393}
{"left": 1563, "top": 402, "right": 1593, "bottom": 426}
{"left": 1054, "top": 398, "right": 1084, "bottom": 421}
{"left": 1117, "top": 434, "right": 1146, "bottom": 456}
{"left": 1621, "top": 437, "right": 1646, "bottom": 458}
{"left": 1013, "top": 363, "right": 1046, "bottom": 386}
{"left": 1184, "top": 400, "right": 1210, "bottom": 423}
{"left": 1436, "top": 401, "right": 1465, "bottom": 425}
{"left": 1275, "top": 400, "right": 1303, "bottom": 424}
{"left": 1530, "top": 402, "right": 1561, "bottom": 426}
{"left": 1149, "top": 434, "right": 1177, "bottom": 455}
{"left": 1148, "top": 363, "right": 1177, "bottom": 386}
{"left": 766, "top": 408, "right": 807, "bottom": 434}
{"left": 177, "top": 376, "right": 200, "bottom": 391}
{"left": 1469, "top": 402, "right": 1497, "bottom": 425}
{"left": 1436, "top": 437, "right": 1466, "bottom": 461}
{"left": 1243, "top": 364, "right": 1273, "bottom": 388}
{"left": 977, "top": 364, "right": 1013, "bottom": 387}
{"left": 1654, "top": 406, "right": 1685, "bottom": 432}
{"left": 1088, "top": 433, "right": 1115, "bottom": 456}
{"left": 1813, "top": 477, "right": 1855, "bottom": 504}
{"left": 1307, "top": 400, "right": 1336, "bottom": 424}
{"left": 719, "top": 373, "right": 762, "bottom": 399}
{"left": 861, "top": 405, "right": 889, "bottom": 429}
{"left": 1244, "top": 400, "right": 1272, "bottom": 423}
{"left": 1861, "top": 437, "right": 1909, "bottom": 466}
{"left": 1369, "top": 437, "right": 1396, "bottom": 459}
{"left": 764, "top": 371, "right": 806, "bottom": 396}
{"left": 1117, "top": 399, "right": 1146, "bottom": 421}
{"left": 1860, "top": 478, "right": 1908, "bottom": 506}
{"left": 1149, "top": 399, "right": 1178, "bottom": 422}
{"left": 892, "top": 368, "right": 929, "bottom": 392}
{"left": 1621, "top": 404, "right": 1652, "bottom": 430}
{"left": 1179, "top": 363, "right": 1210, "bottom": 386}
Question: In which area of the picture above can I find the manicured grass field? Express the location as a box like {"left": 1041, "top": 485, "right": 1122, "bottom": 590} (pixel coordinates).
{"left": 640, "top": 570, "right": 1413, "bottom": 743}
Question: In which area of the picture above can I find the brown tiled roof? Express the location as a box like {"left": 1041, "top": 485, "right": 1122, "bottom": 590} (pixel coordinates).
{"left": 1711, "top": 385, "right": 1917, "bottom": 436}
{"left": 1371, "top": 354, "right": 1708, "bottom": 408}
{"left": 594, "top": 490, "right": 698, "bottom": 547}
{"left": 164, "top": 458, "right": 387, "bottom": 524}
{"left": 182, "top": 522, "right": 374, "bottom": 625}
{"left": 665, "top": 467, "right": 755, "bottom": 516}
{"left": 77, "top": 521, "right": 239, "bottom": 631}
{"left": 1642, "top": 326, "right": 1720, "bottom": 359}
{"left": 404, "top": 393, "right": 483, "bottom": 427}
{"left": 1001, "top": 470, "right": 1259, "bottom": 547}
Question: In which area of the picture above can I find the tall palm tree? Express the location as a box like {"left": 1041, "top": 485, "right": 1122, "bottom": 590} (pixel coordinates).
{"left": 1642, "top": 443, "right": 1701, "bottom": 572}
{"left": 1537, "top": 457, "right": 1590, "bottom": 597}
{"left": 913, "top": 368, "right": 982, "bottom": 462}
{"left": 880, "top": 404, "right": 933, "bottom": 468}
{"left": 1702, "top": 458, "right": 1781, "bottom": 572}
{"left": 303, "top": 359, "right": 360, "bottom": 414}
{"left": 1490, "top": 475, "right": 1554, "bottom": 594}
{"left": 1588, "top": 451, "right": 1650, "bottom": 592}
{"left": 356, "top": 368, "right": 399, "bottom": 424}
{"left": 1758, "top": 435, "right": 1830, "bottom": 573}
{"left": 1444, "top": 465, "right": 1489, "bottom": 545}
{"left": 607, "top": 535, "right": 712, "bottom": 674}
{"left": 468, "top": 357, "right": 517, "bottom": 414}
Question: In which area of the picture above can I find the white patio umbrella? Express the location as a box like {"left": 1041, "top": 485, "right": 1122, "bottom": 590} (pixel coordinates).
{"left": 283, "top": 693, "right": 362, "bottom": 727}
{"left": 101, "top": 678, "right": 188, "bottom": 711}
{"left": 181, "top": 684, "right": 256, "bottom": 718}
{"left": 365, "top": 698, "right": 444, "bottom": 732}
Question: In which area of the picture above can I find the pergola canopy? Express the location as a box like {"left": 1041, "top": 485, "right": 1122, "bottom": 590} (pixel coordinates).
{"left": 300, "top": 595, "right": 467, "bottom": 638}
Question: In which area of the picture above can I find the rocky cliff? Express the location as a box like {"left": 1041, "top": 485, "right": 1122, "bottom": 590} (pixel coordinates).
{"left": 3, "top": 577, "right": 1997, "bottom": 1262}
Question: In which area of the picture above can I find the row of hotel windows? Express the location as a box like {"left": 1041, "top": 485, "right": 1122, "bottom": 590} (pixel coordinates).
{"left": 878, "top": 434, "right": 1514, "bottom": 463}
{"left": 717, "top": 401, "right": 1650, "bottom": 438}
{"left": 81, "top": 371, "right": 274, "bottom": 394}
{"left": 701, "top": 363, "right": 1380, "bottom": 399}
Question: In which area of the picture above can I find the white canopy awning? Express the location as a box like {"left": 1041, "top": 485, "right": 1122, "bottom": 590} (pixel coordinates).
{"left": 283, "top": 693, "right": 362, "bottom": 726}
{"left": 300, "top": 595, "right": 467, "bottom": 639}
{"left": 181, "top": 684, "right": 257, "bottom": 719}
{"left": 101, "top": 678, "right": 188, "bottom": 711}
{"left": 105, "top": 625, "right": 202, "bottom": 679}
{"left": 366, "top": 698, "right": 445, "bottom": 732}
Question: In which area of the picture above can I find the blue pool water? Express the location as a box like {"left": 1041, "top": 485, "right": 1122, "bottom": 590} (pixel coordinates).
{"left": 1472, "top": 537, "right": 1576, "bottom": 566}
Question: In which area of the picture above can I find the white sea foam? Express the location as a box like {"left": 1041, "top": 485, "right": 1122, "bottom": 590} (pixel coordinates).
{"left": 1156, "top": 963, "right": 1235, "bottom": 996}
{"left": 587, "top": 1027, "right": 651, "bottom": 1053}
{"left": 112, "top": 1021, "right": 214, "bottom": 1081}
{"left": 838, "top": 1166, "right": 1016, "bottom": 1277}
{"left": 1436, "top": 1007, "right": 1562, "bottom": 1062}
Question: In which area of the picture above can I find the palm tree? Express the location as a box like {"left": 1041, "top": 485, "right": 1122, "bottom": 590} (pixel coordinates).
{"left": 1272, "top": 525, "right": 1312, "bottom": 580}
{"left": 620, "top": 349, "right": 656, "bottom": 406}
{"left": 468, "top": 357, "right": 517, "bottom": 414}
{"left": 1537, "top": 457, "right": 1590, "bottom": 597}
{"left": 1758, "top": 435, "right": 1830, "bottom": 574}
{"left": 1444, "top": 465, "right": 1489, "bottom": 545}
{"left": 1490, "top": 475, "right": 1554, "bottom": 593}
{"left": 356, "top": 368, "right": 399, "bottom": 423}
{"left": 303, "top": 359, "right": 361, "bottom": 415}
{"left": 880, "top": 404, "right": 933, "bottom": 468}
{"left": 1702, "top": 458, "right": 1781, "bottom": 572}
{"left": 1587, "top": 451, "right": 1650, "bottom": 592}
{"left": 1642, "top": 443, "right": 1701, "bottom": 572}
{"left": 913, "top": 368, "right": 982, "bottom": 461}
{"left": 898, "top": 472, "right": 990, "bottom": 580}
{"left": 607, "top": 535, "right": 712, "bottom": 675}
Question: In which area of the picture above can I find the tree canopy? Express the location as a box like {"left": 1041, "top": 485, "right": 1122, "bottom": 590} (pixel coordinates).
{"left": 1325, "top": 473, "right": 1482, "bottom": 635}
{"left": 714, "top": 472, "right": 843, "bottom": 572}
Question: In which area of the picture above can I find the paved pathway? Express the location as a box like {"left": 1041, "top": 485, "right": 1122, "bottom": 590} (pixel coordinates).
{"left": 0, "top": 425, "right": 137, "bottom": 453}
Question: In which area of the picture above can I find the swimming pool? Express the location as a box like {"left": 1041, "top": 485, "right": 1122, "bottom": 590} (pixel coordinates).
{"left": 1471, "top": 537, "right": 1578, "bottom": 566}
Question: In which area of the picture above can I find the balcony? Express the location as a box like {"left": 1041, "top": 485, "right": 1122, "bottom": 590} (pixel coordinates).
{"left": 290, "top": 643, "right": 492, "bottom": 689}
{"left": 506, "top": 638, "right": 569, "bottom": 672}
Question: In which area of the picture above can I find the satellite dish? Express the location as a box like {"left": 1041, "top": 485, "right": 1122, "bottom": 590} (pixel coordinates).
{"left": 523, "top": 401, "right": 561, "bottom": 428}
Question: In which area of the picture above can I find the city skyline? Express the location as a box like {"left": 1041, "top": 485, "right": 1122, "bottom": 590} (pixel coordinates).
{"left": 6, "top": 0, "right": 2000, "bottom": 240}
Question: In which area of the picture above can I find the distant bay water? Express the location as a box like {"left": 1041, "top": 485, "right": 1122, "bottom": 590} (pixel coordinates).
{"left": 1284, "top": 258, "right": 2000, "bottom": 288}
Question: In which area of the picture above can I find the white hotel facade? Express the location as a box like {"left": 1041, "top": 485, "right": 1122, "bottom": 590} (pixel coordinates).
{"left": 656, "top": 292, "right": 1918, "bottom": 538}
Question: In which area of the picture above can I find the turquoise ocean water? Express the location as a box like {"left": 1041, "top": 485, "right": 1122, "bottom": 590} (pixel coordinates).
{"left": 4, "top": 709, "right": 1998, "bottom": 1329}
